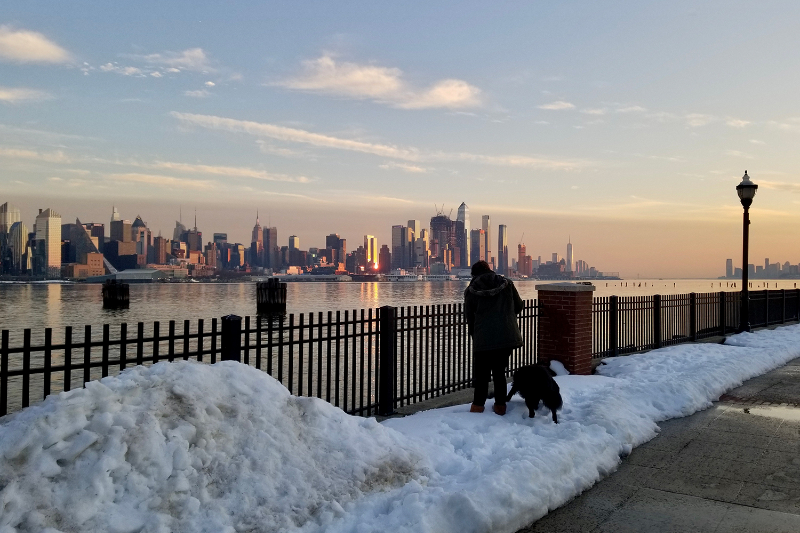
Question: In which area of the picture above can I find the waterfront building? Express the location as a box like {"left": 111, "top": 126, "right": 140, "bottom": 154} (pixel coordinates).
{"left": 251, "top": 214, "right": 264, "bottom": 267}
{"left": 470, "top": 229, "right": 485, "bottom": 265}
{"left": 110, "top": 218, "right": 132, "bottom": 243}
{"left": 35, "top": 208, "right": 61, "bottom": 278}
{"left": 429, "top": 213, "right": 455, "bottom": 262}
{"left": 132, "top": 216, "right": 152, "bottom": 262}
{"left": 456, "top": 203, "right": 470, "bottom": 268}
{"left": 391, "top": 225, "right": 414, "bottom": 269}
{"left": 497, "top": 224, "right": 508, "bottom": 275}
{"left": 0, "top": 202, "right": 21, "bottom": 234}
{"left": 364, "top": 235, "right": 377, "bottom": 265}
{"left": 481, "top": 215, "right": 491, "bottom": 263}
{"left": 726, "top": 259, "right": 733, "bottom": 278}
{"left": 263, "top": 226, "right": 278, "bottom": 269}
{"left": 8, "top": 221, "right": 29, "bottom": 273}
{"left": 566, "top": 239, "right": 574, "bottom": 272}
{"left": 153, "top": 235, "right": 168, "bottom": 264}
{"left": 378, "top": 244, "right": 391, "bottom": 273}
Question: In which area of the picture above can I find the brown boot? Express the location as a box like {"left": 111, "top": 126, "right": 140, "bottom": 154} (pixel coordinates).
{"left": 493, "top": 404, "right": 506, "bottom": 416}
{"left": 470, "top": 404, "right": 485, "bottom": 413}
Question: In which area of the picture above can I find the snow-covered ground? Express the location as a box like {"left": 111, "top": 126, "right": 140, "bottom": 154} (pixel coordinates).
{"left": 3, "top": 325, "right": 800, "bottom": 533}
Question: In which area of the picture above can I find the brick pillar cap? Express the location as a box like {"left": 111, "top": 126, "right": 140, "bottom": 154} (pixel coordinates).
{"left": 535, "top": 282, "right": 596, "bottom": 292}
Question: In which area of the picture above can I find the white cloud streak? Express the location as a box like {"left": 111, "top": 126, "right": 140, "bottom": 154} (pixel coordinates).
{"left": 538, "top": 101, "right": 575, "bottom": 110}
{"left": 277, "top": 54, "right": 481, "bottom": 109}
{"left": 171, "top": 112, "right": 590, "bottom": 170}
{"left": 0, "top": 86, "right": 51, "bottom": 103}
{"left": 379, "top": 162, "right": 427, "bottom": 173}
{"left": 0, "top": 26, "right": 71, "bottom": 64}
{"left": 131, "top": 48, "right": 215, "bottom": 72}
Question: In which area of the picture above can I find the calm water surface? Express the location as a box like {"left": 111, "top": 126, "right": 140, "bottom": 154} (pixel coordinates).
{"left": 1, "top": 278, "right": 797, "bottom": 339}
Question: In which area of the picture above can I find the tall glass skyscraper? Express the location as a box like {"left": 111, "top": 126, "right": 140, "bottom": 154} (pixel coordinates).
{"left": 457, "top": 202, "right": 469, "bottom": 267}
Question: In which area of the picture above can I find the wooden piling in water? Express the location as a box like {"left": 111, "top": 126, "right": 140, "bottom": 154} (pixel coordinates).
{"left": 257, "top": 278, "right": 287, "bottom": 315}
{"left": 102, "top": 280, "right": 130, "bottom": 309}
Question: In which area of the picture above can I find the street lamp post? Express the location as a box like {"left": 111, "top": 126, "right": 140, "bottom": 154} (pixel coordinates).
{"left": 737, "top": 170, "right": 758, "bottom": 333}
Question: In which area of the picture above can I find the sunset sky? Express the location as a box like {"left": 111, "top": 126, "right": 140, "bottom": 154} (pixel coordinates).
{"left": 2, "top": 1, "right": 799, "bottom": 278}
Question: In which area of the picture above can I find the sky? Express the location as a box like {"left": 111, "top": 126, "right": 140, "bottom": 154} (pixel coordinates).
{"left": 1, "top": 1, "right": 799, "bottom": 278}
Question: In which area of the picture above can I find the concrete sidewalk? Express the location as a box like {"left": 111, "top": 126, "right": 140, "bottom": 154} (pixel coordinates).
{"left": 518, "top": 357, "right": 800, "bottom": 533}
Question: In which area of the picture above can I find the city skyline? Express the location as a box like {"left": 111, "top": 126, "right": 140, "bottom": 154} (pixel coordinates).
{"left": 2, "top": 3, "right": 800, "bottom": 278}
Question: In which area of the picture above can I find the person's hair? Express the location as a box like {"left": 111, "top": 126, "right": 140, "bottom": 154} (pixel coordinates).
{"left": 471, "top": 260, "right": 492, "bottom": 277}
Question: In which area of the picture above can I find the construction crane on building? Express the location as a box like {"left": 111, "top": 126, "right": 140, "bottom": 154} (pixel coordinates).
{"left": 519, "top": 232, "right": 525, "bottom": 245}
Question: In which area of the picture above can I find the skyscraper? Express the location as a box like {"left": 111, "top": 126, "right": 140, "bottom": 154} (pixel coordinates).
{"left": 35, "top": 208, "right": 61, "bottom": 278}
{"left": 726, "top": 259, "right": 733, "bottom": 278}
{"left": 289, "top": 235, "right": 299, "bottom": 250}
{"left": 251, "top": 213, "right": 263, "bottom": 267}
{"left": 407, "top": 220, "right": 421, "bottom": 238}
{"left": 0, "top": 202, "right": 21, "bottom": 234}
{"left": 391, "top": 225, "right": 413, "bottom": 269}
{"left": 481, "top": 215, "right": 491, "bottom": 263}
{"left": 263, "top": 226, "right": 278, "bottom": 269}
{"left": 497, "top": 224, "right": 508, "bottom": 275}
{"left": 363, "top": 235, "right": 377, "bottom": 265}
{"left": 457, "top": 203, "right": 470, "bottom": 268}
{"left": 470, "top": 229, "right": 485, "bottom": 265}
{"left": 566, "top": 239, "right": 574, "bottom": 272}
{"left": 8, "top": 221, "right": 29, "bottom": 273}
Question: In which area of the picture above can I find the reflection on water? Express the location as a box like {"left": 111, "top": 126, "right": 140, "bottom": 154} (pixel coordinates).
{"left": 2, "top": 279, "right": 799, "bottom": 342}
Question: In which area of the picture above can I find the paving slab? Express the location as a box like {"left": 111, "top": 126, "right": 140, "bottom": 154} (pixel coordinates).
{"left": 517, "top": 355, "right": 800, "bottom": 533}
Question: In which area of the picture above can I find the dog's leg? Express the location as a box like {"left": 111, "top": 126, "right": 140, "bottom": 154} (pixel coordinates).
{"left": 525, "top": 398, "right": 538, "bottom": 418}
{"left": 506, "top": 384, "right": 518, "bottom": 403}
{"left": 552, "top": 409, "right": 558, "bottom": 424}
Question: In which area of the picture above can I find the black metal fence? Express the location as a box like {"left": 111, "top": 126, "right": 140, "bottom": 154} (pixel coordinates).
{"left": 3, "top": 290, "right": 798, "bottom": 420}
{"left": 0, "top": 300, "right": 539, "bottom": 418}
{"left": 592, "top": 289, "right": 799, "bottom": 358}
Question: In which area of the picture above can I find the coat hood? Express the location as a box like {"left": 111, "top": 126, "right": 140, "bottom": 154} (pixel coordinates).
{"left": 467, "top": 272, "right": 509, "bottom": 297}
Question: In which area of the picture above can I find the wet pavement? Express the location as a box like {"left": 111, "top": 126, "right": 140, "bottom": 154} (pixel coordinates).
{"left": 518, "top": 357, "right": 800, "bottom": 533}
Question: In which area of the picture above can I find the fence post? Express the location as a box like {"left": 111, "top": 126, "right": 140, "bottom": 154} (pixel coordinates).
{"left": 653, "top": 294, "right": 662, "bottom": 349}
{"left": 782, "top": 289, "right": 786, "bottom": 324}
{"left": 221, "top": 315, "right": 242, "bottom": 362}
{"left": 609, "top": 295, "right": 619, "bottom": 357}
{"left": 689, "top": 292, "right": 697, "bottom": 342}
{"left": 719, "top": 291, "right": 727, "bottom": 336}
{"left": 536, "top": 283, "right": 595, "bottom": 375}
{"left": 378, "top": 305, "right": 397, "bottom": 416}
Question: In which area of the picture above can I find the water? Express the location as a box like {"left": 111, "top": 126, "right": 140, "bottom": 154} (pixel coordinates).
{"left": 1, "top": 278, "right": 797, "bottom": 341}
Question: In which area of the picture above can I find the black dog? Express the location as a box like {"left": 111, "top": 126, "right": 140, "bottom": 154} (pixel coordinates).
{"left": 506, "top": 364, "right": 563, "bottom": 423}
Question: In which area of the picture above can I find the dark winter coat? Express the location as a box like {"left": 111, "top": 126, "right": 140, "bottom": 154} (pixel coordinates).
{"left": 464, "top": 272, "right": 524, "bottom": 352}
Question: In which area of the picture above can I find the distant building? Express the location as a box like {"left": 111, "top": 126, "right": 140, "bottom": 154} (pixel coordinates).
{"left": 263, "top": 226, "right": 278, "bottom": 269}
{"left": 726, "top": 259, "right": 733, "bottom": 278}
{"left": 35, "top": 208, "right": 61, "bottom": 278}
{"left": 481, "top": 215, "right": 491, "bottom": 263}
{"left": 378, "top": 244, "right": 391, "bottom": 274}
{"left": 497, "top": 224, "right": 508, "bottom": 275}
{"left": 8, "top": 221, "right": 29, "bottom": 273}
{"left": 0, "top": 202, "right": 21, "bottom": 233}
{"left": 566, "top": 239, "right": 574, "bottom": 272}
{"left": 470, "top": 228, "right": 485, "bottom": 265}
{"left": 363, "top": 235, "right": 377, "bottom": 265}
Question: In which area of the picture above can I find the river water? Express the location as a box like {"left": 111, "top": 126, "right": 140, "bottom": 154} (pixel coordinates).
{"left": 1, "top": 278, "right": 796, "bottom": 341}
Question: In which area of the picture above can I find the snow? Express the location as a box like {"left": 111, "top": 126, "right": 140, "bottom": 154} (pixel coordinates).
{"left": 3, "top": 324, "right": 800, "bottom": 533}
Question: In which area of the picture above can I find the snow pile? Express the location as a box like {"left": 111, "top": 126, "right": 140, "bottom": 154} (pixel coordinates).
{"left": 0, "top": 362, "right": 427, "bottom": 533}
{"left": 2, "top": 325, "right": 800, "bottom": 533}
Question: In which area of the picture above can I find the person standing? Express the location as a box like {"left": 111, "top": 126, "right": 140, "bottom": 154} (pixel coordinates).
{"left": 464, "top": 260, "right": 524, "bottom": 415}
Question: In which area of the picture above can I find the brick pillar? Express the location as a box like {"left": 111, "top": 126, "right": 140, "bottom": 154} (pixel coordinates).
{"left": 536, "top": 283, "right": 595, "bottom": 375}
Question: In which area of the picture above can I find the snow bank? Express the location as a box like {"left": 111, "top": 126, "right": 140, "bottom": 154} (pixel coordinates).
{"left": 3, "top": 325, "right": 800, "bottom": 533}
{"left": 0, "top": 361, "right": 427, "bottom": 533}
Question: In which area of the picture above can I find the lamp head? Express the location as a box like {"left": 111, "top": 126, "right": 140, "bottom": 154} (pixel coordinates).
{"left": 736, "top": 170, "right": 758, "bottom": 208}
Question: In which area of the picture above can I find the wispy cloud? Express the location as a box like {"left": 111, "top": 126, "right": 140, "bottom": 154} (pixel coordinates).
{"left": 131, "top": 48, "right": 215, "bottom": 72}
{"left": 110, "top": 172, "right": 217, "bottom": 190}
{"left": 0, "top": 86, "right": 51, "bottom": 103}
{"left": 684, "top": 113, "right": 715, "bottom": 127}
{"left": 580, "top": 108, "right": 607, "bottom": 115}
{"left": 749, "top": 139, "right": 765, "bottom": 145}
{"left": 726, "top": 118, "right": 750, "bottom": 128}
{"left": 538, "top": 101, "right": 575, "bottom": 110}
{"left": 615, "top": 105, "right": 647, "bottom": 113}
{"left": 759, "top": 180, "right": 800, "bottom": 193}
{"left": 145, "top": 161, "right": 310, "bottom": 183}
{"left": 277, "top": 54, "right": 481, "bottom": 110}
{"left": 0, "top": 146, "right": 70, "bottom": 162}
{"left": 726, "top": 149, "right": 754, "bottom": 159}
{"left": 0, "top": 26, "right": 71, "bottom": 64}
{"left": 171, "top": 112, "right": 590, "bottom": 170}
{"left": 99, "top": 62, "right": 144, "bottom": 76}
{"left": 184, "top": 89, "right": 211, "bottom": 98}
{"left": 379, "top": 161, "right": 427, "bottom": 173}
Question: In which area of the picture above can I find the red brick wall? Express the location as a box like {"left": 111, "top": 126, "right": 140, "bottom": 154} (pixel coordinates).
{"left": 537, "top": 290, "right": 593, "bottom": 375}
